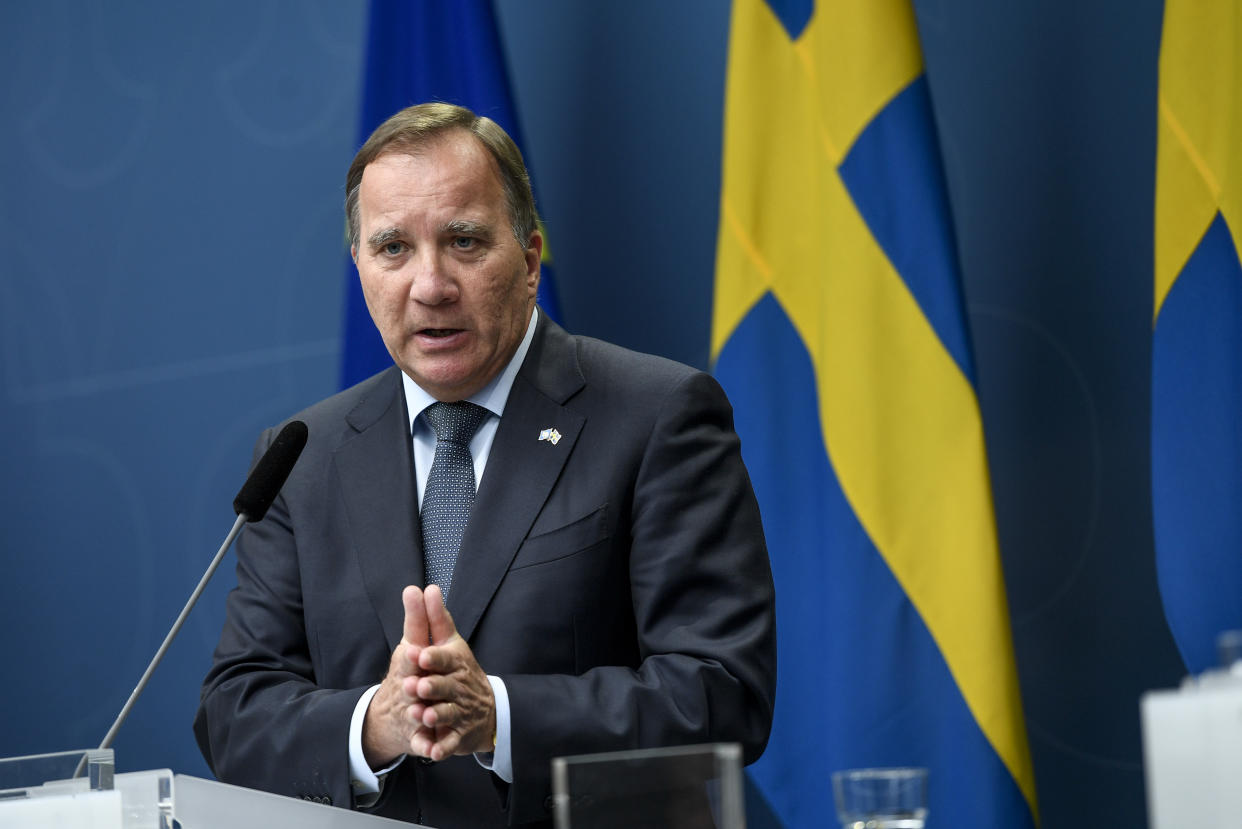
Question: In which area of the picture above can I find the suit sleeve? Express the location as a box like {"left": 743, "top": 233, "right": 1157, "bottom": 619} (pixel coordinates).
{"left": 502, "top": 370, "right": 777, "bottom": 823}
{"left": 193, "top": 427, "right": 367, "bottom": 810}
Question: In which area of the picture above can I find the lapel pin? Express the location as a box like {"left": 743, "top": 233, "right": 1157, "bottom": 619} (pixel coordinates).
{"left": 538, "top": 427, "right": 562, "bottom": 445}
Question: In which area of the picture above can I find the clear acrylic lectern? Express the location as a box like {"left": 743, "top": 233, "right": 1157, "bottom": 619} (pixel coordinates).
{"left": 550, "top": 742, "right": 745, "bottom": 829}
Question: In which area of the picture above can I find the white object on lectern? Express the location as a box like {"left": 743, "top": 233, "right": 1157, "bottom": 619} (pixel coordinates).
{"left": 1141, "top": 666, "right": 1242, "bottom": 828}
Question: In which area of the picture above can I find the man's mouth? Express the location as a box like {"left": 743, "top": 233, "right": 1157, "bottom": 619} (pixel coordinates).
{"left": 420, "top": 328, "right": 462, "bottom": 338}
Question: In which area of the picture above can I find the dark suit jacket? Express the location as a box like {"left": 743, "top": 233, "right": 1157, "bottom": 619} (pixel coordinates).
{"left": 194, "top": 315, "right": 776, "bottom": 827}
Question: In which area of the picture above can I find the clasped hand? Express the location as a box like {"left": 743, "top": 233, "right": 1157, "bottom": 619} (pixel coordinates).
{"left": 363, "top": 584, "right": 496, "bottom": 768}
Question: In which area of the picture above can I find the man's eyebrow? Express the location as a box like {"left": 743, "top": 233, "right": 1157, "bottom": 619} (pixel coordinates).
{"left": 443, "top": 220, "right": 491, "bottom": 237}
{"left": 366, "top": 227, "right": 402, "bottom": 248}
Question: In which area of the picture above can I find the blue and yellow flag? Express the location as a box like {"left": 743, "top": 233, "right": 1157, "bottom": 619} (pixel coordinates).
{"left": 712, "top": 0, "right": 1037, "bottom": 825}
{"left": 341, "top": 0, "right": 561, "bottom": 389}
{"left": 1151, "top": 2, "right": 1242, "bottom": 675}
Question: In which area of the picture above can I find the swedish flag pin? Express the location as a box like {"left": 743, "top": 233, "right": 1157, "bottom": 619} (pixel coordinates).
{"left": 538, "top": 427, "right": 562, "bottom": 445}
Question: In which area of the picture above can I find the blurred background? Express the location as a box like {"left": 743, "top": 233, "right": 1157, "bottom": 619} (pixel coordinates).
{"left": 0, "top": 1, "right": 1194, "bottom": 826}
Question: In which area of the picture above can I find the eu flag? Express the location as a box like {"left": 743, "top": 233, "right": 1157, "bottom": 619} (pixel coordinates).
{"left": 341, "top": 0, "right": 561, "bottom": 389}
{"left": 713, "top": 0, "right": 1038, "bottom": 825}
{"left": 1151, "top": 0, "right": 1242, "bottom": 675}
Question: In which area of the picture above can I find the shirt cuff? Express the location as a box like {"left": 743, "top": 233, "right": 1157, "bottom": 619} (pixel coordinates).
{"left": 474, "top": 675, "right": 513, "bottom": 783}
{"left": 349, "top": 684, "right": 404, "bottom": 804}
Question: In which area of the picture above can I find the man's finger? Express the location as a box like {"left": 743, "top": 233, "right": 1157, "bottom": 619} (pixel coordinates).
{"left": 416, "top": 644, "right": 461, "bottom": 676}
{"left": 428, "top": 730, "right": 462, "bottom": 762}
{"left": 421, "top": 700, "right": 460, "bottom": 728}
{"left": 402, "top": 585, "right": 428, "bottom": 646}
{"left": 423, "top": 584, "right": 458, "bottom": 645}
{"left": 410, "top": 727, "right": 435, "bottom": 758}
{"left": 415, "top": 673, "right": 452, "bottom": 702}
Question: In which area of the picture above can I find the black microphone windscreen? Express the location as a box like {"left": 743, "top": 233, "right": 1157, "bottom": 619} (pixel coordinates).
{"left": 232, "top": 420, "right": 308, "bottom": 522}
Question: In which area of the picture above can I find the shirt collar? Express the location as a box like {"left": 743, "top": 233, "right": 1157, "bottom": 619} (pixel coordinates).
{"left": 402, "top": 306, "right": 539, "bottom": 431}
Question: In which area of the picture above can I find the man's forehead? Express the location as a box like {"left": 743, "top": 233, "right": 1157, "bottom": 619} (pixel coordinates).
{"left": 368, "top": 131, "right": 499, "bottom": 183}
{"left": 361, "top": 140, "right": 502, "bottom": 208}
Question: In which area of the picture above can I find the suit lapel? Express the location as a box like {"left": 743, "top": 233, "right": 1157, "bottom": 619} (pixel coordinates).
{"left": 447, "top": 317, "right": 586, "bottom": 641}
{"left": 333, "top": 368, "right": 421, "bottom": 651}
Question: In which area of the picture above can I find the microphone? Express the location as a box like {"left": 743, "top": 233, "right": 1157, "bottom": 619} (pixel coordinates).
{"left": 93, "top": 420, "right": 309, "bottom": 755}
{"left": 233, "top": 419, "right": 309, "bottom": 521}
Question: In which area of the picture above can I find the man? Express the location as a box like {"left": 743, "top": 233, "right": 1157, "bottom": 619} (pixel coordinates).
{"left": 194, "top": 103, "right": 776, "bottom": 827}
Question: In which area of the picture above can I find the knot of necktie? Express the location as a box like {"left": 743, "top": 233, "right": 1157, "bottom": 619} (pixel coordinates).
{"left": 424, "top": 401, "right": 489, "bottom": 446}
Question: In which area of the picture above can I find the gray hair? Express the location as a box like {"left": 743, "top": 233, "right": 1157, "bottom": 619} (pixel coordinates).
{"left": 345, "top": 102, "right": 539, "bottom": 251}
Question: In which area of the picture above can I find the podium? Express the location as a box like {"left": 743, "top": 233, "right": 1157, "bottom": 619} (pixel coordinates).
{"left": 0, "top": 749, "right": 425, "bottom": 828}
{"left": 1141, "top": 669, "right": 1242, "bottom": 828}
{"left": 4, "top": 744, "right": 745, "bottom": 828}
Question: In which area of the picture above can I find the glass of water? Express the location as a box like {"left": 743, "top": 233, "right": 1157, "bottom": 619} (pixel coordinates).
{"left": 832, "top": 767, "right": 928, "bottom": 829}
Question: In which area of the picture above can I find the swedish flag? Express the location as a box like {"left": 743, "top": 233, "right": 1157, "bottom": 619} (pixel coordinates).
{"left": 1151, "top": 2, "right": 1242, "bottom": 675}
{"left": 712, "top": 0, "right": 1038, "bottom": 825}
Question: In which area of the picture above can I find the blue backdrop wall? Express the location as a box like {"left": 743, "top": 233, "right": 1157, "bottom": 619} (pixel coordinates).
{"left": 0, "top": 2, "right": 1183, "bottom": 827}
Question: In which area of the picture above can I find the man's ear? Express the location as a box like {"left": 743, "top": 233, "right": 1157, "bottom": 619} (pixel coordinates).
{"left": 524, "top": 230, "right": 543, "bottom": 291}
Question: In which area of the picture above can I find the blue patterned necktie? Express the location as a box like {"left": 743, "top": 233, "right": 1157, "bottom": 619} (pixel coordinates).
{"left": 420, "top": 401, "right": 489, "bottom": 601}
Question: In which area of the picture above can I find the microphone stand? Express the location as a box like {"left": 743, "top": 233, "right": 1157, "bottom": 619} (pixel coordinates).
{"left": 74, "top": 513, "right": 248, "bottom": 778}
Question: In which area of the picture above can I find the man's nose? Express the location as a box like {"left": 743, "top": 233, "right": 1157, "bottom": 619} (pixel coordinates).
{"left": 408, "top": 251, "right": 458, "bottom": 305}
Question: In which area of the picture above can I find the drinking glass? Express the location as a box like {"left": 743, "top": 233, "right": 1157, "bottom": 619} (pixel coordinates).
{"left": 832, "top": 767, "right": 928, "bottom": 829}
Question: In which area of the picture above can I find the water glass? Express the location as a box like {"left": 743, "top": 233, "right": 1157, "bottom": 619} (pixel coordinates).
{"left": 832, "top": 767, "right": 928, "bottom": 829}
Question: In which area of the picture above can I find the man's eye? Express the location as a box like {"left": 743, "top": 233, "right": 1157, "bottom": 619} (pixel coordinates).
{"left": 383, "top": 241, "right": 405, "bottom": 255}
{"left": 452, "top": 236, "right": 475, "bottom": 249}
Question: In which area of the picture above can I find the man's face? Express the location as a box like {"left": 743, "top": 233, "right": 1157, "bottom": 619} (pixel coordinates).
{"left": 352, "top": 131, "right": 541, "bottom": 401}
